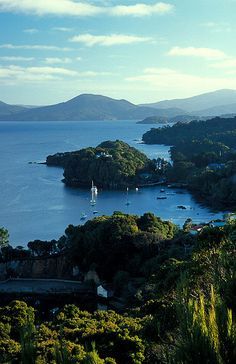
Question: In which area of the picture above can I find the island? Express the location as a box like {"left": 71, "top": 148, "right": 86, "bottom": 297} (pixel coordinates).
{"left": 137, "top": 115, "right": 169, "bottom": 124}
{"left": 142, "top": 116, "right": 236, "bottom": 210}
{"left": 46, "top": 140, "right": 165, "bottom": 189}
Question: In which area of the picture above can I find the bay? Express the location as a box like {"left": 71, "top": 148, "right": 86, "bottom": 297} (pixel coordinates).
{"left": 0, "top": 120, "right": 223, "bottom": 246}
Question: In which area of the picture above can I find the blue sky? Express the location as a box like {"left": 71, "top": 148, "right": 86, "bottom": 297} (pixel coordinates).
{"left": 0, "top": 0, "right": 236, "bottom": 105}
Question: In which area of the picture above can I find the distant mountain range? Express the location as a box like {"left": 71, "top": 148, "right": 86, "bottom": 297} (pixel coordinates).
{"left": 0, "top": 94, "right": 185, "bottom": 121}
{"left": 141, "top": 89, "right": 236, "bottom": 115}
{"left": 1, "top": 89, "right": 236, "bottom": 121}
{"left": 194, "top": 102, "right": 236, "bottom": 117}
{"left": 0, "top": 101, "right": 26, "bottom": 116}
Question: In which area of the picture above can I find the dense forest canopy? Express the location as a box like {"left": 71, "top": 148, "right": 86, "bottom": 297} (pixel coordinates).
{"left": 142, "top": 116, "right": 236, "bottom": 147}
{"left": 142, "top": 117, "right": 236, "bottom": 209}
{"left": 0, "top": 213, "right": 236, "bottom": 363}
{"left": 63, "top": 212, "right": 176, "bottom": 281}
{"left": 46, "top": 140, "right": 160, "bottom": 189}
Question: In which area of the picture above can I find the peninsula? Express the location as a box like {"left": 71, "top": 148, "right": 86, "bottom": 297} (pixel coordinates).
{"left": 142, "top": 116, "right": 236, "bottom": 209}
{"left": 137, "top": 116, "right": 169, "bottom": 124}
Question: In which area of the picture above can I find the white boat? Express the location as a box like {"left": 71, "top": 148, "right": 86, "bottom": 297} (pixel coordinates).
{"left": 91, "top": 180, "right": 98, "bottom": 194}
{"left": 125, "top": 187, "right": 131, "bottom": 206}
{"left": 90, "top": 180, "right": 97, "bottom": 206}
{"left": 80, "top": 213, "right": 87, "bottom": 220}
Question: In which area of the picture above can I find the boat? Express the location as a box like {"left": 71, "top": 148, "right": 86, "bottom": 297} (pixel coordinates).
{"left": 90, "top": 180, "right": 97, "bottom": 206}
{"left": 93, "top": 210, "right": 98, "bottom": 214}
{"left": 90, "top": 199, "right": 96, "bottom": 206}
{"left": 160, "top": 189, "right": 165, "bottom": 193}
{"left": 91, "top": 180, "right": 98, "bottom": 194}
{"left": 157, "top": 196, "right": 167, "bottom": 200}
{"left": 135, "top": 187, "right": 139, "bottom": 192}
{"left": 177, "top": 205, "right": 187, "bottom": 210}
{"left": 125, "top": 187, "right": 131, "bottom": 206}
{"left": 80, "top": 213, "right": 87, "bottom": 220}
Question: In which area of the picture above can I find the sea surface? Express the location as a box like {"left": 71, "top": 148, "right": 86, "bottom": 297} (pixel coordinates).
{"left": 0, "top": 120, "right": 223, "bottom": 246}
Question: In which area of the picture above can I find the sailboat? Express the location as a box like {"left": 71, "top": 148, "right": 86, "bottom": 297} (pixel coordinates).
{"left": 91, "top": 180, "right": 98, "bottom": 195}
{"left": 90, "top": 197, "right": 96, "bottom": 206}
{"left": 90, "top": 180, "right": 97, "bottom": 206}
{"left": 125, "top": 187, "right": 131, "bottom": 206}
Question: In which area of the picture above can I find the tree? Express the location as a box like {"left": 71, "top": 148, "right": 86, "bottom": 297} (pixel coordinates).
{"left": 27, "top": 239, "right": 57, "bottom": 257}
{"left": 0, "top": 227, "right": 9, "bottom": 249}
{"left": 173, "top": 286, "right": 236, "bottom": 363}
{"left": 0, "top": 322, "right": 20, "bottom": 362}
{"left": 183, "top": 218, "right": 192, "bottom": 232}
{"left": 83, "top": 343, "right": 105, "bottom": 364}
{"left": 20, "top": 318, "right": 36, "bottom": 364}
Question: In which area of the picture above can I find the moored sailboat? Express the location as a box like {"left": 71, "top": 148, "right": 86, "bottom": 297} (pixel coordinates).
{"left": 125, "top": 187, "right": 131, "bottom": 206}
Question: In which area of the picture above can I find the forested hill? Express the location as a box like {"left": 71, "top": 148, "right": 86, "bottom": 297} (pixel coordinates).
{"left": 142, "top": 117, "right": 236, "bottom": 210}
{"left": 142, "top": 116, "right": 236, "bottom": 146}
{"left": 46, "top": 140, "right": 160, "bottom": 189}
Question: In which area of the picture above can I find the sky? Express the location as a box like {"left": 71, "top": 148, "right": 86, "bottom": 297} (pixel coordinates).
{"left": 0, "top": 0, "right": 236, "bottom": 105}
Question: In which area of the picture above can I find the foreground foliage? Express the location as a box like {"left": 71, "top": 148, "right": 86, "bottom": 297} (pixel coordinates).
{"left": 0, "top": 216, "right": 236, "bottom": 363}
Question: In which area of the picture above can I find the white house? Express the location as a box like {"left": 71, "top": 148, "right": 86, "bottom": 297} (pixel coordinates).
{"left": 210, "top": 221, "right": 226, "bottom": 228}
{"left": 97, "top": 284, "right": 113, "bottom": 299}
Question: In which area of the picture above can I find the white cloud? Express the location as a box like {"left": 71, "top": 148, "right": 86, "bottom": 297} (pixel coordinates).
{"left": 0, "top": 0, "right": 174, "bottom": 17}
{"left": 44, "top": 57, "right": 72, "bottom": 64}
{"left": 52, "top": 27, "right": 73, "bottom": 32}
{"left": 78, "top": 70, "right": 113, "bottom": 77}
{"left": 23, "top": 28, "right": 38, "bottom": 34}
{"left": 126, "top": 67, "right": 236, "bottom": 97}
{"left": 110, "top": 2, "right": 174, "bottom": 16}
{"left": 211, "top": 59, "right": 236, "bottom": 69}
{"left": 0, "top": 0, "right": 102, "bottom": 16}
{"left": 0, "top": 64, "right": 113, "bottom": 83}
{"left": 202, "top": 22, "right": 232, "bottom": 33}
{"left": 0, "top": 65, "right": 78, "bottom": 82}
{"left": 27, "top": 66, "right": 77, "bottom": 76}
{"left": 0, "top": 56, "right": 34, "bottom": 61}
{"left": 69, "top": 33, "right": 153, "bottom": 46}
{"left": 0, "top": 43, "right": 72, "bottom": 51}
{"left": 168, "top": 46, "right": 226, "bottom": 60}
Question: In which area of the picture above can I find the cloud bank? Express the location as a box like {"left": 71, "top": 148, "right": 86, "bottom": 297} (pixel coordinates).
{"left": 168, "top": 46, "right": 226, "bottom": 60}
{"left": 126, "top": 67, "right": 236, "bottom": 97}
{"left": 69, "top": 33, "right": 153, "bottom": 46}
{"left": 0, "top": 0, "right": 174, "bottom": 17}
{"left": 0, "top": 64, "right": 113, "bottom": 83}
{"left": 0, "top": 43, "right": 72, "bottom": 51}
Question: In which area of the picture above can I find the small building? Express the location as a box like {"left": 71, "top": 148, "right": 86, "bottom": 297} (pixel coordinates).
{"left": 97, "top": 284, "right": 114, "bottom": 299}
{"left": 207, "top": 163, "right": 225, "bottom": 171}
{"left": 210, "top": 220, "right": 226, "bottom": 228}
{"left": 96, "top": 152, "right": 112, "bottom": 159}
{"left": 189, "top": 225, "right": 205, "bottom": 235}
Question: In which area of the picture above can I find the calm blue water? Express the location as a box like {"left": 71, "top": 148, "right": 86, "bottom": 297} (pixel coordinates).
{"left": 0, "top": 120, "right": 223, "bottom": 246}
